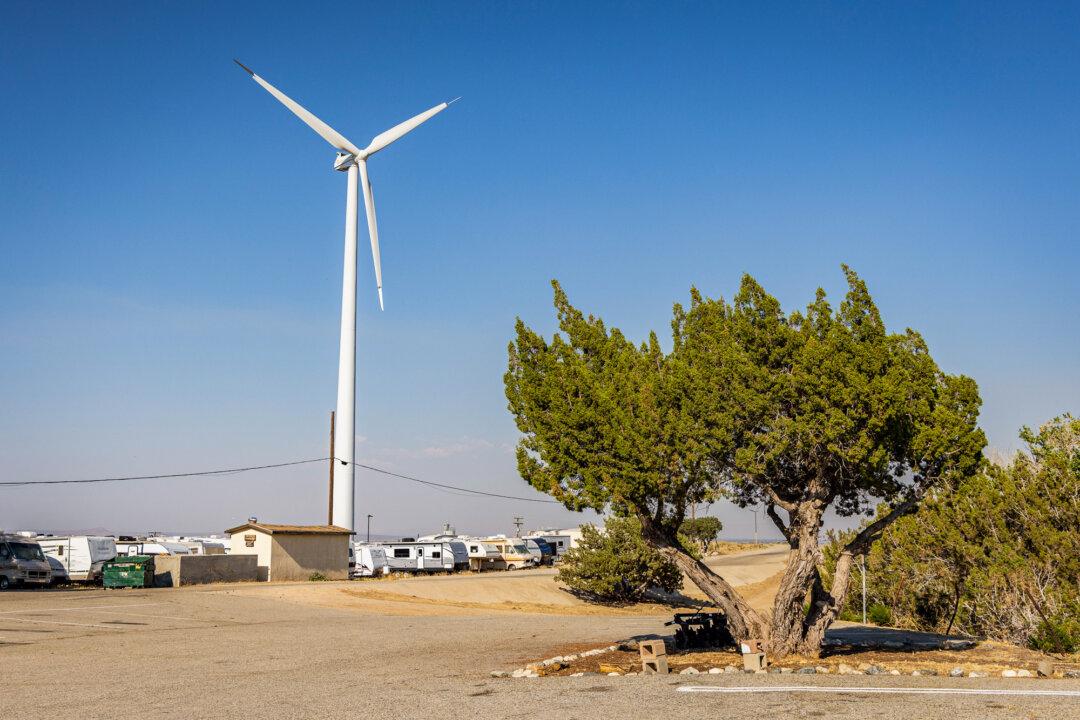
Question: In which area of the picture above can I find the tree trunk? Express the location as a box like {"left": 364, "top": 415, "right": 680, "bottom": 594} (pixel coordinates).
{"left": 945, "top": 581, "right": 962, "bottom": 638}
{"left": 767, "top": 505, "right": 826, "bottom": 657}
{"left": 798, "top": 493, "right": 926, "bottom": 656}
{"left": 639, "top": 516, "right": 767, "bottom": 642}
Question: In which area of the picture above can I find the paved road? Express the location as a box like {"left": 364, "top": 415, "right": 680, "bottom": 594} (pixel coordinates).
{"left": 704, "top": 544, "right": 789, "bottom": 585}
{"left": 2, "top": 585, "right": 1077, "bottom": 720}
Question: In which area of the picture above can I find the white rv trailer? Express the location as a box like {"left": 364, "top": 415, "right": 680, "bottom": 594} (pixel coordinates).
{"left": 36, "top": 536, "right": 116, "bottom": 582}
{"left": 458, "top": 539, "right": 501, "bottom": 571}
{"left": 380, "top": 540, "right": 468, "bottom": 573}
{"left": 351, "top": 544, "right": 390, "bottom": 577}
{"left": 482, "top": 537, "right": 534, "bottom": 570}
{"left": 115, "top": 538, "right": 192, "bottom": 557}
{"left": 525, "top": 532, "right": 573, "bottom": 560}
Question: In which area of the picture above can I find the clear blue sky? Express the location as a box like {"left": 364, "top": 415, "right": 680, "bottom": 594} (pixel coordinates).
{"left": 2, "top": 2, "right": 1077, "bottom": 538}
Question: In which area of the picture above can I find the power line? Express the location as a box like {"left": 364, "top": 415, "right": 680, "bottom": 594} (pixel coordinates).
{"left": 0, "top": 458, "right": 329, "bottom": 487}
{"left": 346, "top": 460, "right": 562, "bottom": 504}
{"left": 0, "top": 456, "right": 564, "bottom": 505}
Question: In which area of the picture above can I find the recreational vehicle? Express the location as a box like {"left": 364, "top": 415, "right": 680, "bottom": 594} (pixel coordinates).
{"left": 351, "top": 545, "right": 390, "bottom": 577}
{"left": 526, "top": 533, "right": 572, "bottom": 560}
{"left": 0, "top": 534, "right": 51, "bottom": 589}
{"left": 115, "top": 537, "right": 192, "bottom": 557}
{"left": 169, "top": 537, "right": 227, "bottom": 555}
{"left": 381, "top": 540, "right": 469, "bottom": 573}
{"left": 524, "top": 537, "right": 555, "bottom": 566}
{"left": 36, "top": 536, "right": 117, "bottom": 582}
{"left": 483, "top": 537, "right": 534, "bottom": 570}
{"left": 461, "top": 540, "right": 502, "bottom": 571}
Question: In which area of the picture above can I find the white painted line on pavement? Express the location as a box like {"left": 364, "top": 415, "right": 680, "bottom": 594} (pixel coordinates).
{"left": 678, "top": 685, "right": 1080, "bottom": 698}
{"left": 0, "top": 603, "right": 160, "bottom": 615}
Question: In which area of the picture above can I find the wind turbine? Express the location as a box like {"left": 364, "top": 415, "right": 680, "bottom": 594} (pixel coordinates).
{"left": 235, "top": 60, "right": 455, "bottom": 531}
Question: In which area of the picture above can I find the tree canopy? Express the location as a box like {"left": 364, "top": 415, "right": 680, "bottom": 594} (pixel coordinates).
{"left": 506, "top": 267, "right": 984, "bottom": 656}
{"left": 838, "top": 414, "right": 1080, "bottom": 651}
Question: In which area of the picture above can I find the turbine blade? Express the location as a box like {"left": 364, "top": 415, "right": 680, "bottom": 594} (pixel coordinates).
{"left": 235, "top": 60, "right": 362, "bottom": 156}
{"left": 363, "top": 100, "right": 454, "bottom": 157}
{"left": 358, "top": 160, "right": 383, "bottom": 310}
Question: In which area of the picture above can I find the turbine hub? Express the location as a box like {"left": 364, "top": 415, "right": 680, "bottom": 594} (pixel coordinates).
{"left": 334, "top": 152, "right": 357, "bottom": 171}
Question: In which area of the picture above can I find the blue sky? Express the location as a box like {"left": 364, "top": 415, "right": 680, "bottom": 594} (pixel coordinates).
{"left": 2, "top": 2, "right": 1078, "bottom": 538}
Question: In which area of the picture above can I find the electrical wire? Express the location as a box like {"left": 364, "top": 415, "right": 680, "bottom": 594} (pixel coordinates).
{"left": 345, "top": 460, "right": 562, "bottom": 504}
{"left": 0, "top": 458, "right": 329, "bottom": 487}
{"left": 0, "top": 456, "right": 564, "bottom": 505}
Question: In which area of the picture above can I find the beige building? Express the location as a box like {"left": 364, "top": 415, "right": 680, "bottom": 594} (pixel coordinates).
{"left": 225, "top": 522, "right": 352, "bottom": 582}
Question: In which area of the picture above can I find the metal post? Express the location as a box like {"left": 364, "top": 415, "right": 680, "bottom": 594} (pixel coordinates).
{"left": 861, "top": 554, "right": 867, "bottom": 624}
{"left": 753, "top": 509, "right": 758, "bottom": 545}
{"left": 366, "top": 514, "right": 372, "bottom": 544}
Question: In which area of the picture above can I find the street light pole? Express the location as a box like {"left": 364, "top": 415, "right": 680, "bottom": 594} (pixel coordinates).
{"left": 366, "top": 514, "right": 373, "bottom": 544}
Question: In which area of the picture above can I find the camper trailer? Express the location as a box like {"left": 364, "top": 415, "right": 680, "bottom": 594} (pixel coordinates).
{"left": 381, "top": 540, "right": 468, "bottom": 573}
{"left": 483, "top": 537, "right": 534, "bottom": 570}
{"left": 352, "top": 544, "right": 390, "bottom": 577}
{"left": 460, "top": 540, "right": 502, "bottom": 571}
{"left": 0, "top": 534, "right": 51, "bottom": 589}
{"left": 168, "top": 536, "right": 227, "bottom": 555}
{"left": 115, "top": 537, "right": 192, "bottom": 557}
{"left": 526, "top": 533, "right": 573, "bottom": 560}
{"left": 36, "top": 536, "right": 116, "bottom": 582}
{"left": 524, "top": 537, "right": 555, "bottom": 566}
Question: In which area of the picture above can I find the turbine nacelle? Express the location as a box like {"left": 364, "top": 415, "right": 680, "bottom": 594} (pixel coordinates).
{"left": 334, "top": 152, "right": 357, "bottom": 172}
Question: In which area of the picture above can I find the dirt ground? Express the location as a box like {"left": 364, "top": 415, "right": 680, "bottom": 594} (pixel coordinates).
{"left": 215, "top": 543, "right": 789, "bottom": 617}
{"left": 543, "top": 639, "right": 1080, "bottom": 678}
{"left": 4, "top": 544, "right": 1080, "bottom": 719}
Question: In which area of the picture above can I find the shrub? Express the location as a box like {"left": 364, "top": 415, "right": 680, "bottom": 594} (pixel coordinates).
{"left": 556, "top": 516, "right": 682, "bottom": 603}
{"left": 1029, "top": 611, "right": 1080, "bottom": 654}
{"left": 867, "top": 602, "right": 892, "bottom": 626}
{"left": 308, "top": 572, "right": 328, "bottom": 582}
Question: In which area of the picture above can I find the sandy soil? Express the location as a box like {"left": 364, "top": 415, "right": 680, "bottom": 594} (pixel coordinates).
{"left": 215, "top": 543, "right": 791, "bottom": 617}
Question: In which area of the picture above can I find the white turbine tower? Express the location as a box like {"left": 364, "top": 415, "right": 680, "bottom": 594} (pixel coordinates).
{"left": 235, "top": 60, "right": 455, "bottom": 531}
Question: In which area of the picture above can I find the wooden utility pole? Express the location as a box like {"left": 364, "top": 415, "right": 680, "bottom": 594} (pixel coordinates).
{"left": 328, "top": 410, "right": 335, "bottom": 525}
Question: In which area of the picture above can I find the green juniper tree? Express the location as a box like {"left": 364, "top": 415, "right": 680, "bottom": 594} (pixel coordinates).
{"left": 679, "top": 516, "right": 723, "bottom": 554}
{"left": 556, "top": 516, "right": 683, "bottom": 603}
{"left": 505, "top": 268, "right": 984, "bottom": 657}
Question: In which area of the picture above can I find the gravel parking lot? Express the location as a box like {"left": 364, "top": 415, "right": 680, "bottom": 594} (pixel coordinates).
{"left": 3, "top": 582, "right": 1079, "bottom": 719}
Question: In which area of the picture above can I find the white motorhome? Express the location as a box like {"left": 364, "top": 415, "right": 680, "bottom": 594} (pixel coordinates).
{"left": 0, "top": 534, "right": 51, "bottom": 589}
{"left": 381, "top": 540, "right": 469, "bottom": 573}
{"left": 351, "top": 544, "right": 390, "bottom": 577}
{"left": 483, "top": 537, "right": 534, "bottom": 570}
{"left": 36, "top": 536, "right": 116, "bottom": 582}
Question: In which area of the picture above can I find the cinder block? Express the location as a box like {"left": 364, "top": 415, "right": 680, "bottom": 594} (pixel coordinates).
{"left": 742, "top": 652, "right": 766, "bottom": 672}
{"left": 640, "top": 639, "right": 669, "bottom": 674}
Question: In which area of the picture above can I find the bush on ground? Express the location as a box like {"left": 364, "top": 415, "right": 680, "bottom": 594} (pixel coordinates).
{"left": 556, "top": 516, "right": 682, "bottom": 603}
{"left": 823, "top": 414, "right": 1080, "bottom": 649}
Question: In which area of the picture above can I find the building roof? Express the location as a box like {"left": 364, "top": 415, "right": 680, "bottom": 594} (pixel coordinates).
{"left": 225, "top": 522, "right": 354, "bottom": 536}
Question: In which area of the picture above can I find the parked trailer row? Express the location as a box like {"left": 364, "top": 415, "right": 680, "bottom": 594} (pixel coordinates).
{"left": 351, "top": 535, "right": 559, "bottom": 578}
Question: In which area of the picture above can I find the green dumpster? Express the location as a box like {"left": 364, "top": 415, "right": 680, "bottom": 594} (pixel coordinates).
{"left": 102, "top": 556, "right": 154, "bottom": 588}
